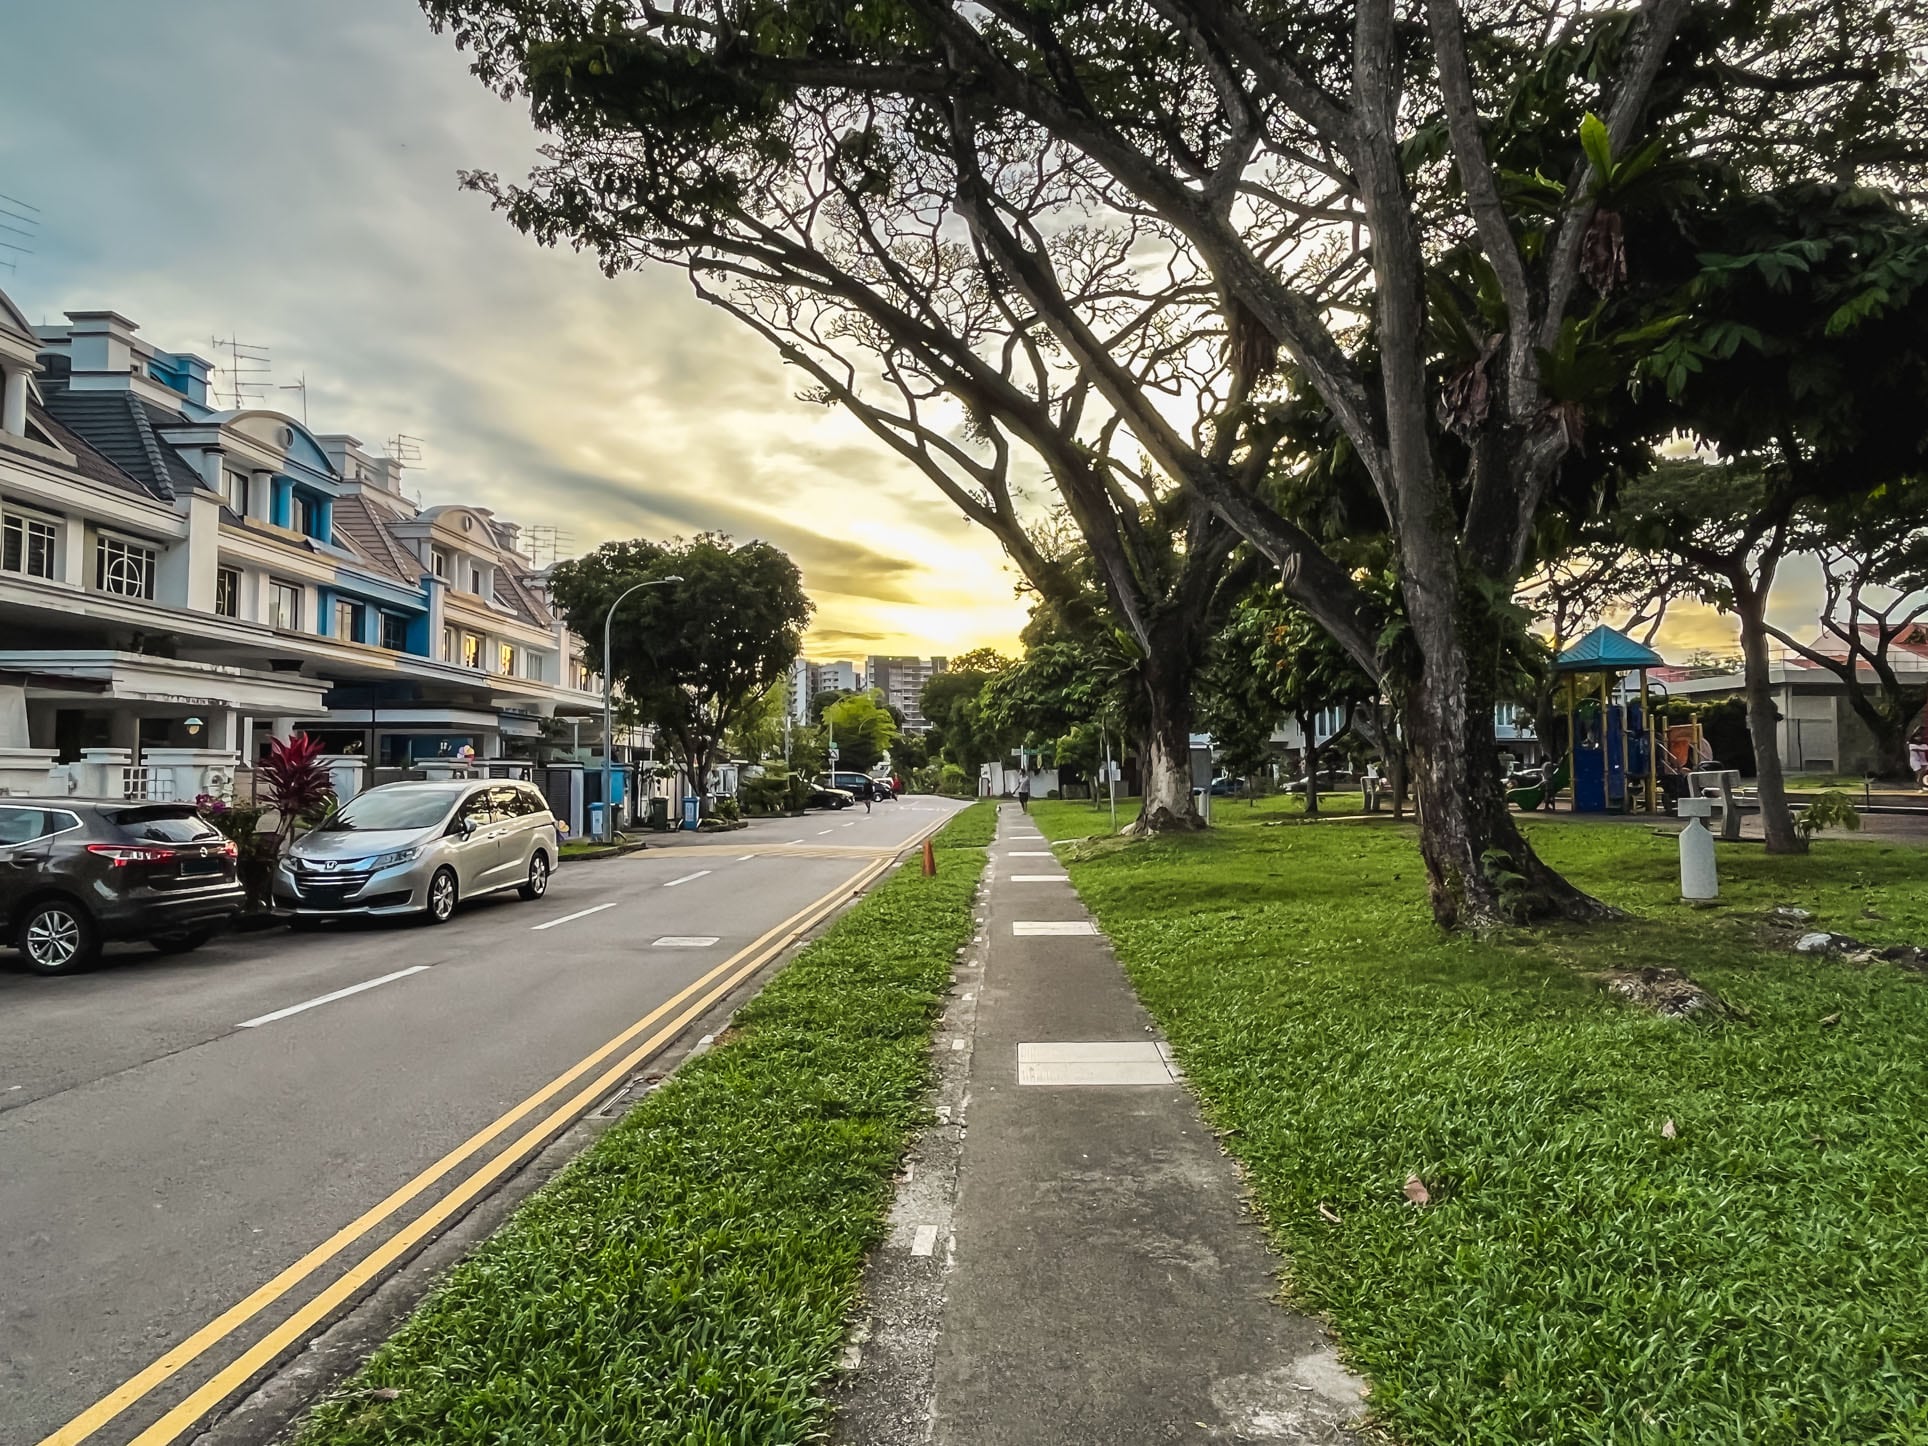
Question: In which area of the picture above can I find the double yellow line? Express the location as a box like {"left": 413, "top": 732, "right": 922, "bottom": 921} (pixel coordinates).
{"left": 42, "top": 835, "right": 926, "bottom": 1446}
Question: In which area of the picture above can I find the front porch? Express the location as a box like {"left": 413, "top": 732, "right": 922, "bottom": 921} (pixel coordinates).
{"left": 0, "top": 650, "right": 328, "bottom": 801}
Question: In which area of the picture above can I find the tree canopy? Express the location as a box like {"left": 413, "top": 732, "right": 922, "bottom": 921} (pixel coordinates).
{"left": 547, "top": 533, "right": 811, "bottom": 804}
{"left": 427, "top": 0, "right": 1928, "bottom": 923}
{"left": 823, "top": 689, "right": 899, "bottom": 772}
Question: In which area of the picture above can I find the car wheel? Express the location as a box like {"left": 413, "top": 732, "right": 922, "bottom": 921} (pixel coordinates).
{"left": 519, "top": 851, "right": 551, "bottom": 901}
{"left": 151, "top": 927, "right": 218, "bottom": 955}
{"left": 18, "top": 899, "right": 99, "bottom": 976}
{"left": 425, "top": 867, "right": 459, "bottom": 925}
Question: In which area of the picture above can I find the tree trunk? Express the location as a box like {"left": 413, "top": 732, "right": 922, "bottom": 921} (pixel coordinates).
{"left": 1297, "top": 711, "right": 1321, "bottom": 816}
{"left": 1847, "top": 683, "right": 1923, "bottom": 780}
{"left": 1128, "top": 654, "right": 1203, "bottom": 834}
{"left": 1734, "top": 590, "right": 1805, "bottom": 853}
{"left": 1400, "top": 570, "right": 1608, "bottom": 927}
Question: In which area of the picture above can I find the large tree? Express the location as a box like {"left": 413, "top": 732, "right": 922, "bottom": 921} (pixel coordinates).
{"left": 548, "top": 534, "right": 812, "bottom": 807}
{"left": 426, "top": 0, "right": 1926, "bottom": 923}
{"left": 823, "top": 689, "right": 900, "bottom": 771}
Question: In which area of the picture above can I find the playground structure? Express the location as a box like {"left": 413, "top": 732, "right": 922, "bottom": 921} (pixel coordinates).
{"left": 1512, "top": 625, "right": 1704, "bottom": 814}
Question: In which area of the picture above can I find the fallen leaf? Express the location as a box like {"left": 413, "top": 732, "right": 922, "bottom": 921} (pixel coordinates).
{"left": 1661, "top": 1118, "right": 1677, "bottom": 1140}
{"left": 371, "top": 1387, "right": 402, "bottom": 1401}
{"left": 1403, "top": 1174, "right": 1431, "bottom": 1206}
{"left": 1318, "top": 1202, "right": 1342, "bottom": 1224}
{"left": 1820, "top": 1012, "right": 1841, "bottom": 1028}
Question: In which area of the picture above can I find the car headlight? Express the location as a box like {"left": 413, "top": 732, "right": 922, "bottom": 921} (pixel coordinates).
{"left": 368, "top": 847, "right": 421, "bottom": 870}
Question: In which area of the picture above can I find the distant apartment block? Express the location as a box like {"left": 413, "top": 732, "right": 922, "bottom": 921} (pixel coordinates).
{"left": 786, "top": 658, "right": 862, "bottom": 723}
{"left": 866, "top": 654, "right": 947, "bottom": 730}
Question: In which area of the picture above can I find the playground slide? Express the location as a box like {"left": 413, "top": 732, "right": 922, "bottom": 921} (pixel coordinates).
{"left": 1507, "top": 758, "right": 1570, "bottom": 812}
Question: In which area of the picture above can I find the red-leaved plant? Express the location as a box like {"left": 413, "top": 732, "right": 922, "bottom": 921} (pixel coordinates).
{"left": 259, "top": 733, "right": 337, "bottom": 850}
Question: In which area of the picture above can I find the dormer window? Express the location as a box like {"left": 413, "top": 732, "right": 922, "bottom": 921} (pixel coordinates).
{"left": 223, "top": 469, "right": 250, "bottom": 516}
{"left": 468, "top": 564, "right": 483, "bottom": 595}
{"left": 430, "top": 547, "right": 449, "bottom": 579}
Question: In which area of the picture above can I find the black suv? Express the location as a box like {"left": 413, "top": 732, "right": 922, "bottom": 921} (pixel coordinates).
{"left": 1, "top": 800, "right": 245, "bottom": 975}
{"left": 824, "top": 771, "right": 886, "bottom": 801}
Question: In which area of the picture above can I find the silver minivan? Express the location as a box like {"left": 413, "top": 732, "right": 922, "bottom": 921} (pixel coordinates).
{"left": 276, "top": 780, "right": 559, "bottom": 924}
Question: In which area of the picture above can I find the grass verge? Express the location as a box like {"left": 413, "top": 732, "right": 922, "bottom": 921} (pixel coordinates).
{"left": 1030, "top": 800, "right": 1928, "bottom": 1445}
{"left": 295, "top": 801, "right": 992, "bottom": 1444}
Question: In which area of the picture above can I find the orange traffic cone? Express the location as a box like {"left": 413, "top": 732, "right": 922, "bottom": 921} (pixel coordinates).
{"left": 922, "top": 838, "right": 937, "bottom": 876}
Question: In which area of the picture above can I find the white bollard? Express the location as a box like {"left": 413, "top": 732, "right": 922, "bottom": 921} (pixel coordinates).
{"left": 1676, "top": 797, "right": 1718, "bottom": 901}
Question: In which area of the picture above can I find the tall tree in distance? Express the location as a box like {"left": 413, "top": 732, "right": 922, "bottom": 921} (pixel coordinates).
{"left": 424, "top": 0, "right": 1926, "bottom": 923}
{"left": 823, "top": 690, "right": 899, "bottom": 773}
{"left": 548, "top": 534, "right": 811, "bottom": 811}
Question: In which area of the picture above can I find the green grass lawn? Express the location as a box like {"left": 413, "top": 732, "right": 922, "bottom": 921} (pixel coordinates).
{"left": 1030, "top": 800, "right": 1928, "bottom": 1445}
{"left": 296, "top": 802, "right": 993, "bottom": 1445}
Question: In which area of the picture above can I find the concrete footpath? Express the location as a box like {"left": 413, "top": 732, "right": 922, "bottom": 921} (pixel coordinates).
{"left": 834, "top": 805, "right": 1363, "bottom": 1445}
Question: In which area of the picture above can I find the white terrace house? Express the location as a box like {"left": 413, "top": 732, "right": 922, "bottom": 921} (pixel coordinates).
{"left": 0, "top": 288, "right": 607, "bottom": 803}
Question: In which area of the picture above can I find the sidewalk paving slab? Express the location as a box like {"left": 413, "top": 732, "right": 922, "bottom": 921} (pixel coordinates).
{"left": 835, "top": 805, "right": 1363, "bottom": 1446}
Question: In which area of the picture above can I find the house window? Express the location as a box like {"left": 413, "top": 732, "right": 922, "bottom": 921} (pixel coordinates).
{"left": 497, "top": 642, "right": 517, "bottom": 676}
{"left": 95, "top": 536, "right": 155, "bottom": 599}
{"left": 525, "top": 653, "right": 544, "bottom": 683}
{"left": 223, "top": 469, "right": 250, "bottom": 515}
{"left": 462, "top": 632, "right": 483, "bottom": 670}
{"left": 468, "top": 565, "right": 483, "bottom": 595}
{"left": 2, "top": 513, "right": 57, "bottom": 580}
{"left": 215, "top": 567, "right": 240, "bottom": 618}
{"left": 380, "top": 612, "right": 407, "bottom": 651}
{"left": 430, "top": 547, "right": 449, "bottom": 579}
{"left": 333, "top": 598, "right": 362, "bottom": 642}
{"left": 269, "top": 581, "right": 302, "bottom": 631}
{"left": 440, "top": 624, "right": 457, "bottom": 662}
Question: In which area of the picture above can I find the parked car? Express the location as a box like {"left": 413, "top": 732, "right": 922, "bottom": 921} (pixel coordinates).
{"left": 1208, "top": 775, "right": 1246, "bottom": 796}
{"left": 807, "top": 783, "right": 857, "bottom": 810}
{"left": 277, "top": 779, "right": 558, "bottom": 925}
{"left": 1, "top": 799, "right": 245, "bottom": 975}
{"left": 825, "top": 770, "right": 887, "bottom": 801}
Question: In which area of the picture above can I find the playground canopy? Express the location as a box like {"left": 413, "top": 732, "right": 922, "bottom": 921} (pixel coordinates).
{"left": 1553, "top": 624, "right": 1665, "bottom": 672}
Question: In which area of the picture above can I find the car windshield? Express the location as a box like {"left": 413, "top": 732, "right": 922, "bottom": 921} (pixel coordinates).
{"left": 319, "top": 791, "right": 454, "bottom": 832}
{"left": 109, "top": 806, "right": 222, "bottom": 844}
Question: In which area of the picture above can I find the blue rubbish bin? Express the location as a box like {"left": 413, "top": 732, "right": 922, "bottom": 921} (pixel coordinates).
{"left": 681, "top": 794, "right": 700, "bottom": 830}
{"left": 588, "top": 802, "right": 606, "bottom": 840}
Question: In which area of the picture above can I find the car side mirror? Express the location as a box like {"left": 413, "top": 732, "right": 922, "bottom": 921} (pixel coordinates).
{"left": 454, "top": 818, "right": 474, "bottom": 839}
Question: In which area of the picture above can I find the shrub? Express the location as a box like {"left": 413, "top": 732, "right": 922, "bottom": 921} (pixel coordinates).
{"left": 739, "top": 772, "right": 805, "bottom": 816}
{"left": 1797, "top": 789, "right": 1860, "bottom": 838}
{"left": 258, "top": 734, "right": 336, "bottom": 849}
{"left": 709, "top": 794, "right": 742, "bottom": 823}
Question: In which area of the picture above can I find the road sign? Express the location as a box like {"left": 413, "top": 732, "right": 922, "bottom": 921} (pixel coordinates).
{"left": 828, "top": 744, "right": 840, "bottom": 761}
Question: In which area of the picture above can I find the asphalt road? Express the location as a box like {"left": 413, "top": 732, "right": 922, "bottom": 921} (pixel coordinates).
{"left": 0, "top": 795, "right": 964, "bottom": 1446}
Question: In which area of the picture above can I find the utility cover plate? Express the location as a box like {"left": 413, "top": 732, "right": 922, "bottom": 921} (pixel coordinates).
{"left": 1018, "top": 1041, "right": 1177, "bottom": 1086}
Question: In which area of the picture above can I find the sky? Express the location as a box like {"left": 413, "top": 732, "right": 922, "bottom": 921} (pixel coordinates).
{"left": 0, "top": 0, "right": 1030, "bottom": 660}
{"left": 0, "top": 1, "right": 1818, "bottom": 665}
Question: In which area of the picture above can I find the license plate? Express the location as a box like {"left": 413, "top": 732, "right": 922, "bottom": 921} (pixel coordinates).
{"left": 180, "top": 857, "right": 224, "bottom": 876}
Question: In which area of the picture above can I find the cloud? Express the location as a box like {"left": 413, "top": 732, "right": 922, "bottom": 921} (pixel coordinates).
{"left": 0, "top": 0, "right": 1028, "bottom": 657}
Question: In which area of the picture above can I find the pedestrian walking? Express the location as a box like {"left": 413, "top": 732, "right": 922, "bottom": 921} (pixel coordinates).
{"left": 1017, "top": 776, "right": 1031, "bottom": 813}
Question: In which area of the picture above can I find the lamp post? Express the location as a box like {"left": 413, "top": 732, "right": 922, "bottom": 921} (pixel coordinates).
{"left": 601, "top": 575, "right": 682, "bottom": 841}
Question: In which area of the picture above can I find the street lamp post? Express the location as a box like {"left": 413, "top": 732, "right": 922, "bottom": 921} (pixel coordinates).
{"left": 601, "top": 575, "right": 682, "bottom": 842}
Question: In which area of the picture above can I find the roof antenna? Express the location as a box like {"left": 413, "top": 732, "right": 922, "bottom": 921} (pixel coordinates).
{"left": 209, "top": 336, "right": 271, "bottom": 408}
{"left": 277, "top": 373, "right": 308, "bottom": 426}
{"left": 0, "top": 191, "right": 40, "bottom": 276}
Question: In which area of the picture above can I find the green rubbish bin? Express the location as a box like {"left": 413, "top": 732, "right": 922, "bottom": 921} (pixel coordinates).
{"left": 646, "top": 797, "right": 670, "bottom": 830}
